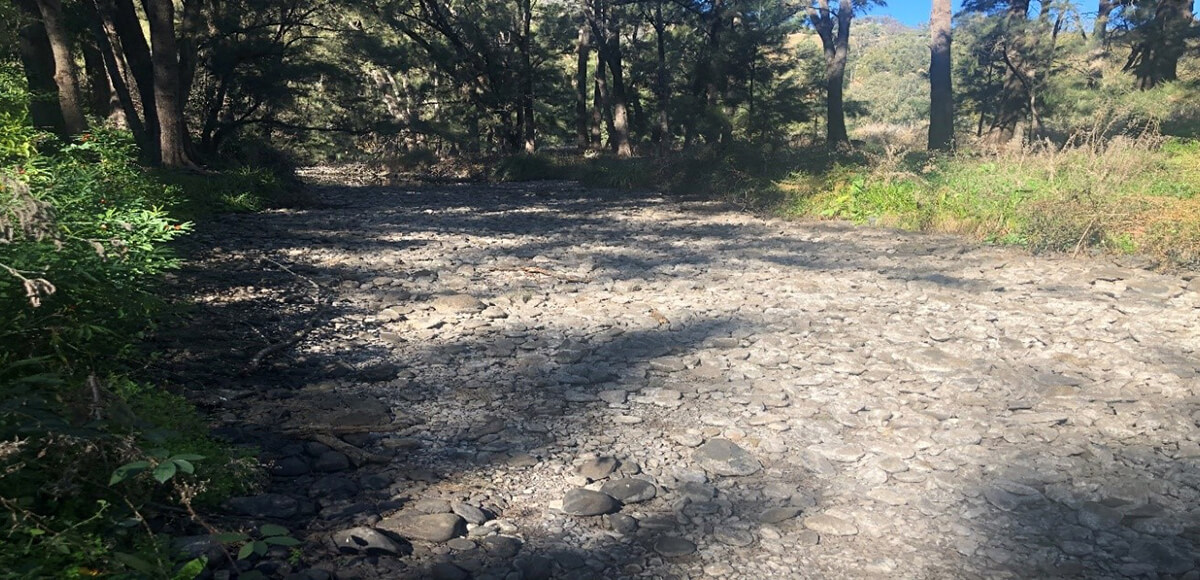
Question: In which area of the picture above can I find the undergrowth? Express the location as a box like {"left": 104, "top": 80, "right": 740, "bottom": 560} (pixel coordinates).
{"left": 1, "top": 64, "right": 261, "bottom": 578}
{"left": 780, "top": 133, "right": 1200, "bottom": 269}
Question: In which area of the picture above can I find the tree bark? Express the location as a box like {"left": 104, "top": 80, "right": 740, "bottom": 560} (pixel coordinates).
{"left": 575, "top": 23, "right": 591, "bottom": 150}
{"left": 594, "top": 49, "right": 615, "bottom": 150}
{"left": 85, "top": 0, "right": 145, "bottom": 141}
{"left": 142, "top": 0, "right": 195, "bottom": 167}
{"left": 14, "top": 0, "right": 66, "bottom": 134}
{"left": 98, "top": 0, "right": 159, "bottom": 159}
{"left": 928, "top": 0, "right": 954, "bottom": 151}
{"left": 601, "top": 30, "right": 632, "bottom": 157}
{"left": 808, "top": 0, "right": 852, "bottom": 147}
{"left": 652, "top": 0, "right": 670, "bottom": 155}
{"left": 32, "top": 0, "right": 89, "bottom": 135}
{"left": 518, "top": 0, "right": 536, "bottom": 153}
{"left": 1088, "top": 0, "right": 1114, "bottom": 86}
{"left": 1126, "top": 0, "right": 1194, "bottom": 89}
{"left": 990, "top": 0, "right": 1030, "bottom": 143}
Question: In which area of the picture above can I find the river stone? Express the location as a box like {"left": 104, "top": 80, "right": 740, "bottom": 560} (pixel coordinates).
{"left": 654, "top": 536, "right": 697, "bottom": 557}
{"left": 451, "top": 501, "right": 489, "bottom": 524}
{"left": 331, "top": 526, "right": 407, "bottom": 556}
{"left": 693, "top": 438, "right": 761, "bottom": 476}
{"left": 600, "top": 478, "right": 657, "bottom": 503}
{"left": 561, "top": 488, "right": 619, "bottom": 516}
{"left": 578, "top": 456, "right": 620, "bottom": 480}
{"left": 431, "top": 294, "right": 484, "bottom": 314}
{"left": 1077, "top": 501, "right": 1124, "bottom": 530}
{"left": 804, "top": 513, "right": 859, "bottom": 536}
{"left": 313, "top": 450, "right": 351, "bottom": 472}
{"left": 431, "top": 562, "right": 470, "bottom": 580}
{"left": 1132, "top": 540, "right": 1195, "bottom": 575}
{"left": 227, "top": 494, "right": 299, "bottom": 519}
{"left": 759, "top": 506, "right": 803, "bottom": 524}
{"left": 377, "top": 512, "right": 466, "bottom": 543}
{"left": 481, "top": 535, "right": 523, "bottom": 558}
{"left": 608, "top": 513, "right": 639, "bottom": 535}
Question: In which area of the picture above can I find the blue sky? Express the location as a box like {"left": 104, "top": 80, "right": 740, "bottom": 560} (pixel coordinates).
{"left": 861, "top": 1, "right": 966, "bottom": 27}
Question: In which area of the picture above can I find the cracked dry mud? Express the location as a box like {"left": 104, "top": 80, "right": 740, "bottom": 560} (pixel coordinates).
{"left": 154, "top": 181, "right": 1200, "bottom": 580}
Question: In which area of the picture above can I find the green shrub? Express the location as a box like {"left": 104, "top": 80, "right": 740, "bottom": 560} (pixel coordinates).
{"left": 0, "top": 64, "right": 258, "bottom": 578}
{"left": 491, "top": 153, "right": 571, "bottom": 182}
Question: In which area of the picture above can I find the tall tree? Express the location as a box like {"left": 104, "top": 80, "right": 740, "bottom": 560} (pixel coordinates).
{"left": 1088, "top": 0, "right": 1115, "bottom": 84}
{"left": 13, "top": 0, "right": 65, "bottom": 133}
{"left": 1123, "top": 0, "right": 1196, "bottom": 89}
{"left": 143, "top": 0, "right": 195, "bottom": 167}
{"left": 575, "top": 22, "right": 591, "bottom": 150}
{"left": 807, "top": 0, "right": 873, "bottom": 147}
{"left": 928, "top": 0, "right": 954, "bottom": 150}
{"left": 24, "top": 0, "right": 88, "bottom": 135}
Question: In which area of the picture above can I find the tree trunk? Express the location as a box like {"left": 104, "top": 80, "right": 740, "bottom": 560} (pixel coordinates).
{"left": 990, "top": 0, "right": 1030, "bottom": 143}
{"left": 1126, "top": 0, "right": 1193, "bottom": 89}
{"left": 14, "top": 0, "right": 66, "bottom": 134}
{"left": 575, "top": 24, "right": 591, "bottom": 150}
{"left": 85, "top": 0, "right": 145, "bottom": 141}
{"left": 928, "top": 0, "right": 954, "bottom": 151}
{"left": 594, "top": 51, "right": 615, "bottom": 150}
{"left": 80, "top": 33, "right": 114, "bottom": 120}
{"left": 653, "top": 1, "right": 670, "bottom": 155}
{"left": 519, "top": 0, "right": 536, "bottom": 153}
{"left": 142, "top": 0, "right": 195, "bottom": 167}
{"left": 32, "top": 0, "right": 89, "bottom": 135}
{"left": 808, "top": 0, "right": 852, "bottom": 147}
{"left": 1088, "top": 0, "right": 1114, "bottom": 85}
{"left": 827, "top": 0, "right": 852, "bottom": 146}
{"left": 602, "top": 32, "right": 633, "bottom": 157}
{"left": 98, "top": 0, "right": 159, "bottom": 159}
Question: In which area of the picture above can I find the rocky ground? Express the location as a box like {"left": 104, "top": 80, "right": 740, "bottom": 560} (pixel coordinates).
{"left": 152, "top": 180, "right": 1200, "bottom": 579}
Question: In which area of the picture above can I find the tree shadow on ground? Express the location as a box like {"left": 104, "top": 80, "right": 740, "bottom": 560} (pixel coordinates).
{"left": 148, "top": 181, "right": 1200, "bottom": 579}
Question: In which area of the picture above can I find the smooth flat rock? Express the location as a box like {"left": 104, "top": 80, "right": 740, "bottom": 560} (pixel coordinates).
{"left": 654, "top": 536, "right": 697, "bottom": 557}
{"left": 577, "top": 456, "right": 620, "bottom": 480}
{"left": 693, "top": 438, "right": 762, "bottom": 476}
{"left": 804, "top": 514, "right": 859, "bottom": 536}
{"left": 600, "top": 478, "right": 657, "bottom": 503}
{"left": 331, "top": 526, "right": 408, "bottom": 556}
{"left": 561, "top": 488, "right": 619, "bottom": 516}
{"left": 377, "top": 512, "right": 466, "bottom": 543}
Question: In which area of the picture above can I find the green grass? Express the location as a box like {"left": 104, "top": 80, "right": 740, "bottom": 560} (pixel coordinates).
{"left": 155, "top": 165, "right": 312, "bottom": 221}
{"left": 780, "top": 135, "right": 1200, "bottom": 268}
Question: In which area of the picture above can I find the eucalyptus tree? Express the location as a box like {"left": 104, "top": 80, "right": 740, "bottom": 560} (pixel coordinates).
{"left": 929, "top": 0, "right": 954, "bottom": 150}
{"left": 806, "top": 0, "right": 884, "bottom": 147}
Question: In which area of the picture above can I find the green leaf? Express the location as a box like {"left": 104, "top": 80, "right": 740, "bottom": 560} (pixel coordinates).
{"left": 253, "top": 540, "right": 268, "bottom": 555}
{"left": 109, "top": 460, "right": 150, "bottom": 485}
{"left": 112, "top": 552, "right": 158, "bottom": 574}
{"left": 148, "top": 448, "right": 169, "bottom": 460}
{"left": 152, "top": 460, "right": 177, "bottom": 483}
{"left": 172, "top": 459, "right": 195, "bottom": 474}
{"left": 237, "top": 542, "right": 256, "bottom": 560}
{"left": 213, "top": 532, "right": 250, "bottom": 544}
{"left": 240, "top": 571, "right": 267, "bottom": 580}
{"left": 259, "top": 524, "right": 289, "bottom": 537}
{"left": 172, "top": 557, "right": 207, "bottom": 580}
{"left": 264, "top": 536, "right": 301, "bottom": 547}
{"left": 170, "top": 454, "right": 205, "bottom": 462}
